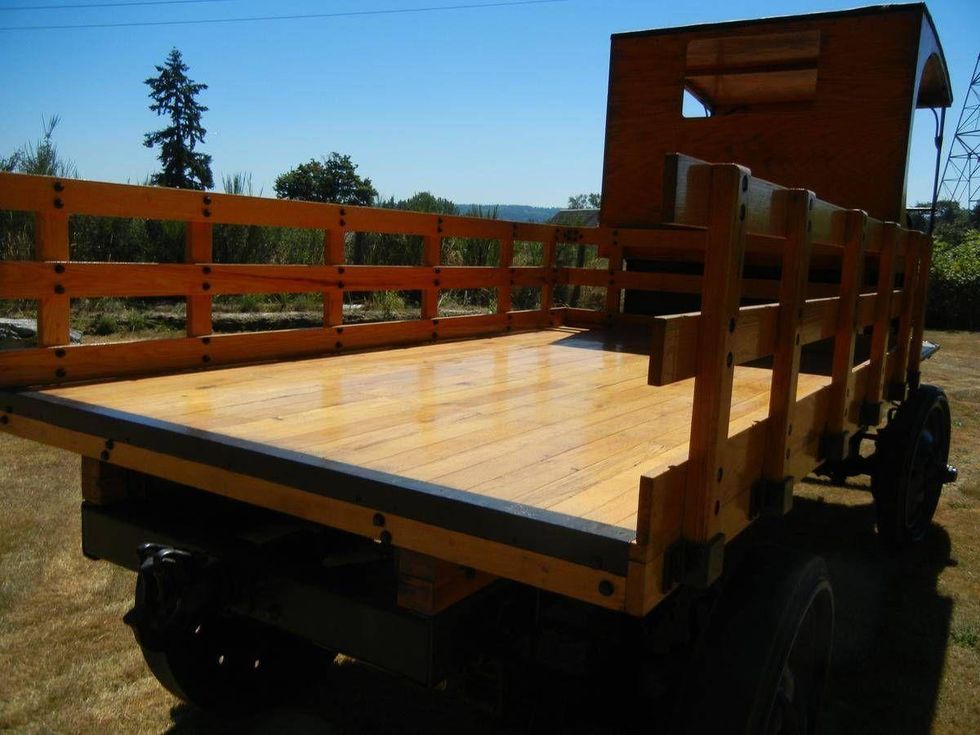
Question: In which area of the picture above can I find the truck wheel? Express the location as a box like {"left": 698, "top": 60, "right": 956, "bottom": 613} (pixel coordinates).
{"left": 676, "top": 547, "right": 835, "bottom": 735}
{"left": 124, "top": 544, "right": 334, "bottom": 707}
{"left": 137, "top": 614, "right": 333, "bottom": 708}
{"left": 871, "top": 385, "right": 953, "bottom": 551}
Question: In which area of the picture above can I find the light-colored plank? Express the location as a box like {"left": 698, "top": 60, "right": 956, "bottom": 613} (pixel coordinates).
{"left": 762, "top": 189, "right": 814, "bottom": 483}
{"left": 681, "top": 164, "right": 749, "bottom": 544}
{"left": 35, "top": 211, "right": 70, "bottom": 347}
{"left": 185, "top": 221, "right": 213, "bottom": 337}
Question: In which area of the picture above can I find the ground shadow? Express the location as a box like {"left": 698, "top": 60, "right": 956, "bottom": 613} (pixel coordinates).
{"left": 164, "top": 489, "right": 953, "bottom": 735}
{"left": 753, "top": 489, "right": 954, "bottom": 735}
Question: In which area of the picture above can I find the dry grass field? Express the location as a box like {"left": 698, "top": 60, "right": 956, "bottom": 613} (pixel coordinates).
{"left": 0, "top": 330, "right": 978, "bottom": 734}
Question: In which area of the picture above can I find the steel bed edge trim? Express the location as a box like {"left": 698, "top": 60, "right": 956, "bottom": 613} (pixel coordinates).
{"left": 0, "top": 389, "right": 635, "bottom": 575}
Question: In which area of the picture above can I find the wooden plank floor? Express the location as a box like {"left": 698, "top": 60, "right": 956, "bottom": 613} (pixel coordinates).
{"left": 40, "top": 327, "right": 831, "bottom": 534}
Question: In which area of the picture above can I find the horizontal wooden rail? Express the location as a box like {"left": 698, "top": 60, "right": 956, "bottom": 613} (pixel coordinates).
{"left": 0, "top": 309, "right": 558, "bottom": 388}
{"left": 629, "top": 355, "right": 892, "bottom": 614}
{"left": 649, "top": 290, "right": 903, "bottom": 386}
{"left": 0, "top": 262, "right": 551, "bottom": 299}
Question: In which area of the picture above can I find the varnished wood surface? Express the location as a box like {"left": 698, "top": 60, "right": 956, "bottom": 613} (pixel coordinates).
{"left": 38, "top": 328, "right": 831, "bottom": 533}
{"left": 601, "top": 5, "right": 951, "bottom": 226}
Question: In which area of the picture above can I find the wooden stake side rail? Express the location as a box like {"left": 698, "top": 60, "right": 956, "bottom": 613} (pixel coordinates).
{"left": 0, "top": 159, "right": 933, "bottom": 619}
{"left": 1, "top": 169, "right": 915, "bottom": 390}
{"left": 621, "top": 155, "right": 931, "bottom": 615}
{"left": 0, "top": 171, "right": 699, "bottom": 388}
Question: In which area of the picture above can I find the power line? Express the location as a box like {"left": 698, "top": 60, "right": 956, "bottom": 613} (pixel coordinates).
{"left": 0, "top": 0, "right": 235, "bottom": 12}
{"left": 0, "top": 0, "right": 568, "bottom": 30}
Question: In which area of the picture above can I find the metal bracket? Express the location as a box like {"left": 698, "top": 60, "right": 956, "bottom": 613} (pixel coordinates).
{"left": 662, "top": 533, "right": 726, "bottom": 593}
{"left": 750, "top": 476, "right": 795, "bottom": 518}
{"left": 821, "top": 430, "right": 851, "bottom": 463}
{"left": 859, "top": 401, "right": 883, "bottom": 427}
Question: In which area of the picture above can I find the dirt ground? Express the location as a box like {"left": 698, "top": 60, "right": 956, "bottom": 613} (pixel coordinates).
{"left": 0, "top": 330, "right": 978, "bottom": 734}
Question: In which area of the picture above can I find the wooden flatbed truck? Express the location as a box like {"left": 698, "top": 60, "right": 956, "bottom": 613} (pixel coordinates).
{"left": 0, "top": 4, "right": 960, "bottom": 732}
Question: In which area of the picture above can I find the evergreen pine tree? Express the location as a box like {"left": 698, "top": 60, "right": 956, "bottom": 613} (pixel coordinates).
{"left": 143, "top": 48, "right": 213, "bottom": 190}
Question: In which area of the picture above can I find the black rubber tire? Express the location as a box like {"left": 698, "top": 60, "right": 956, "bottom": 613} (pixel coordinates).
{"left": 675, "top": 547, "right": 835, "bottom": 735}
{"left": 871, "top": 384, "right": 952, "bottom": 551}
{"left": 138, "top": 614, "right": 335, "bottom": 708}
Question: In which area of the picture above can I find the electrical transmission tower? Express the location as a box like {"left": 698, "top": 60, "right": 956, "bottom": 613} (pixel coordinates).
{"left": 938, "top": 53, "right": 980, "bottom": 213}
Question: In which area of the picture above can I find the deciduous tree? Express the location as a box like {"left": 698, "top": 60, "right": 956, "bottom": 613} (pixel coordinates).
{"left": 274, "top": 153, "right": 376, "bottom": 205}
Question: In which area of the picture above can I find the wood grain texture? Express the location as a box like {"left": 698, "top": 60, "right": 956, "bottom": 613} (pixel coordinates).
{"left": 0, "top": 411, "right": 626, "bottom": 611}
{"left": 27, "top": 327, "right": 827, "bottom": 537}
{"left": 681, "top": 164, "right": 748, "bottom": 544}
{"left": 601, "top": 6, "right": 949, "bottom": 226}
{"left": 826, "top": 210, "right": 868, "bottom": 440}
{"left": 762, "top": 189, "right": 814, "bottom": 482}
{"left": 864, "top": 224, "right": 901, "bottom": 406}
{"left": 185, "top": 221, "right": 213, "bottom": 337}
{"left": 34, "top": 211, "right": 70, "bottom": 347}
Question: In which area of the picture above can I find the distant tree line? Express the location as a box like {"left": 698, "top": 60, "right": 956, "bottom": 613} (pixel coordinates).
{"left": 0, "top": 48, "right": 612, "bottom": 318}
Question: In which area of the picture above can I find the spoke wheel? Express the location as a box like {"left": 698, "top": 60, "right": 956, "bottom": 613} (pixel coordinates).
{"left": 676, "top": 547, "right": 835, "bottom": 735}
{"left": 872, "top": 385, "right": 952, "bottom": 551}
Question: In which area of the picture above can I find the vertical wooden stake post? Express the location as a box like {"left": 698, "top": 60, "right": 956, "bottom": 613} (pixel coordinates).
{"left": 605, "top": 230, "right": 624, "bottom": 320}
{"left": 185, "top": 221, "right": 213, "bottom": 337}
{"left": 422, "top": 234, "right": 441, "bottom": 320}
{"left": 679, "top": 163, "right": 748, "bottom": 585}
{"left": 759, "top": 189, "right": 814, "bottom": 512}
{"left": 862, "top": 223, "right": 900, "bottom": 422}
{"left": 542, "top": 231, "right": 557, "bottom": 313}
{"left": 825, "top": 209, "right": 868, "bottom": 459}
{"left": 324, "top": 228, "right": 345, "bottom": 327}
{"left": 887, "top": 234, "right": 920, "bottom": 400}
{"left": 35, "top": 210, "right": 70, "bottom": 347}
{"left": 498, "top": 229, "right": 514, "bottom": 315}
{"left": 906, "top": 233, "right": 933, "bottom": 391}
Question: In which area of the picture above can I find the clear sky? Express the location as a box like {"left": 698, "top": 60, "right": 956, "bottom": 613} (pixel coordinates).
{"left": 1, "top": 0, "right": 978, "bottom": 207}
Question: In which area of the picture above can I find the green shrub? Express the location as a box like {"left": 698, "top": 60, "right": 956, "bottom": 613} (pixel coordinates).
{"left": 927, "top": 231, "right": 980, "bottom": 330}
{"left": 91, "top": 313, "right": 119, "bottom": 336}
{"left": 365, "top": 290, "right": 406, "bottom": 319}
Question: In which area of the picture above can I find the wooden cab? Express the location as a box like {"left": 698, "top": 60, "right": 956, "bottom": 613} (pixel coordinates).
{"left": 600, "top": 3, "right": 953, "bottom": 227}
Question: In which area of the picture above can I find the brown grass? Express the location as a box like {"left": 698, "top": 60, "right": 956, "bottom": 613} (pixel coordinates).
{"left": 0, "top": 331, "right": 978, "bottom": 734}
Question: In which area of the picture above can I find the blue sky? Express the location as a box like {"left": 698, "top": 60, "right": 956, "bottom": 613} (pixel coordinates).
{"left": 1, "top": 0, "right": 978, "bottom": 207}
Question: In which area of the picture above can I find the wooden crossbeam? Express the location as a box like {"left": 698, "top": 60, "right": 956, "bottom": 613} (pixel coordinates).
{"left": 0, "top": 310, "right": 556, "bottom": 388}
{"left": 0, "top": 262, "right": 551, "bottom": 298}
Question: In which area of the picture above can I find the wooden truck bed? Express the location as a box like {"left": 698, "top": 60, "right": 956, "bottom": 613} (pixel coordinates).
{"left": 0, "top": 152, "right": 932, "bottom": 617}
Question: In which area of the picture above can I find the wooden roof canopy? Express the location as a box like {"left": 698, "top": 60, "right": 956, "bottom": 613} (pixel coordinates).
{"left": 600, "top": 4, "right": 953, "bottom": 226}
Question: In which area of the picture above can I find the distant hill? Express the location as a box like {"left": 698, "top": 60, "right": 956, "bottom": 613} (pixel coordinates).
{"left": 455, "top": 204, "right": 561, "bottom": 222}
